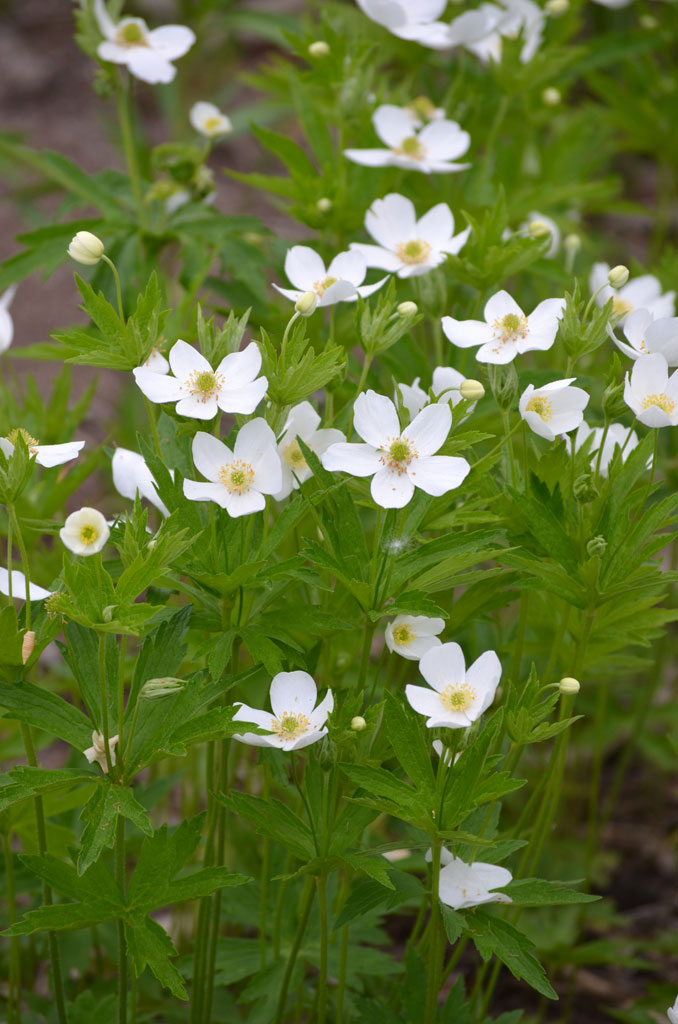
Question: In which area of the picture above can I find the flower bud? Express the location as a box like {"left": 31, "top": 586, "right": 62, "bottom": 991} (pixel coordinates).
{"left": 545, "top": 0, "right": 569, "bottom": 14}
{"left": 542, "top": 87, "right": 561, "bottom": 107}
{"left": 639, "top": 13, "right": 657, "bottom": 28}
{"left": 586, "top": 535, "right": 607, "bottom": 558}
{"left": 608, "top": 265, "right": 629, "bottom": 289}
{"left": 528, "top": 219, "right": 552, "bottom": 239}
{"left": 573, "top": 473, "right": 598, "bottom": 504}
{"left": 295, "top": 291, "right": 318, "bottom": 317}
{"left": 564, "top": 233, "right": 581, "bottom": 252}
{"left": 351, "top": 716, "right": 366, "bottom": 732}
{"left": 21, "top": 630, "right": 36, "bottom": 664}
{"left": 68, "top": 231, "right": 105, "bottom": 266}
{"left": 487, "top": 362, "right": 518, "bottom": 411}
{"left": 308, "top": 41, "right": 330, "bottom": 58}
{"left": 559, "top": 676, "right": 580, "bottom": 695}
{"left": 397, "top": 301, "right": 418, "bottom": 317}
{"left": 317, "top": 197, "right": 332, "bottom": 212}
{"left": 460, "top": 378, "right": 485, "bottom": 401}
{"left": 141, "top": 677, "right": 184, "bottom": 700}
{"left": 102, "top": 605, "right": 116, "bottom": 622}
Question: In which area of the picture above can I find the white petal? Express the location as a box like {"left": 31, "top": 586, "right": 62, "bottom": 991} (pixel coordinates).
{"left": 218, "top": 378, "right": 268, "bottom": 415}
{"left": 475, "top": 339, "right": 518, "bottom": 364}
{"left": 183, "top": 479, "right": 230, "bottom": 507}
{"left": 0, "top": 567, "right": 52, "bottom": 601}
{"left": 169, "top": 339, "right": 210, "bottom": 381}
{"left": 34, "top": 441, "right": 85, "bottom": 468}
{"left": 403, "top": 403, "right": 451, "bottom": 456}
{"left": 270, "top": 671, "right": 318, "bottom": 718}
{"left": 280, "top": 401, "right": 320, "bottom": 442}
{"left": 354, "top": 390, "right": 399, "bottom": 447}
{"left": 94, "top": 0, "right": 116, "bottom": 39}
{"left": 416, "top": 203, "right": 454, "bottom": 249}
{"left": 126, "top": 48, "right": 176, "bottom": 84}
{"left": 216, "top": 342, "right": 262, "bottom": 387}
{"left": 348, "top": 243, "right": 403, "bottom": 273}
{"left": 319, "top": 280, "right": 358, "bottom": 306}
{"left": 410, "top": 455, "right": 470, "bottom": 496}
{"left": 224, "top": 489, "right": 266, "bottom": 518}
{"left": 405, "top": 684, "right": 446, "bottom": 719}
{"left": 192, "top": 432, "right": 230, "bottom": 482}
{"left": 520, "top": 298, "right": 565, "bottom": 352}
{"left": 233, "top": 703, "right": 274, "bottom": 731}
{"left": 175, "top": 394, "right": 219, "bottom": 420}
{"left": 464, "top": 650, "right": 502, "bottom": 713}
{"left": 272, "top": 285, "right": 303, "bottom": 304}
{"left": 371, "top": 467, "right": 414, "bottom": 508}
{"left": 441, "top": 316, "right": 492, "bottom": 349}
{"left": 146, "top": 24, "right": 196, "bottom": 60}
{"left": 326, "top": 250, "right": 367, "bottom": 287}
{"left": 365, "top": 194, "right": 417, "bottom": 249}
{"left": 484, "top": 290, "right": 524, "bottom": 323}
{"left": 418, "top": 121, "right": 470, "bottom": 161}
{"left": 344, "top": 148, "right": 395, "bottom": 168}
{"left": 133, "top": 367, "right": 183, "bottom": 404}
{"left": 322, "top": 442, "right": 380, "bottom": 477}
{"left": 419, "top": 642, "right": 466, "bottom": 694}
{"left": 284, "top": 246, "right": 326, "bottom": 290}
{"left": 308, "top": 689, "right": 334, "bottom": 728}
{"left": 373, "top": 105, "right": 417, "bottom": 147}
{"left": 310, "top": 428, "right": 346, "bottom": 455}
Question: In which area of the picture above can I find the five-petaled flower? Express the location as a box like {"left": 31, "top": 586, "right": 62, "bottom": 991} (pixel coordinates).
{"left": 442, "top": 289, "right": 565, "bottom": 365}
{"left": 0, "top": 429, "right": 85, "bottom": 468}
{"left": 133, "top": 339, "right": 268, "bottom": 420}
{"left": 183, "top": 420, "right": 282, "bottom": 517}
{"left": 190, "top": 101, "right": 232, "bottom": 138}
{"left": 519, "top": 378, "right": 589, "bottom": 441}
{"left": 385, "top": 615, "right": 445, "bottom": 660}
{"left": 60, "top": 507, "right": 110, "bottom": 556}
{"left": 590, "top": 262, "right": 676, "bottom": 322}
{"left": 274, "top": 246, "right": 387, "bottom": 307}
{"left": 623, "top": 353, "right": 678, "bottom": 428}
{"left": 405, "top": 641, "right": 501, "bottom": 728}
{"left": 322, "top": 390, "right": 470, "bottom": 509}
{"left": 437, "top": 850, "right": 513, "bottom": 911}
{"left": 274, "top": 402, "right": 345, "bottom": 501}
{"left": 344, "top": 104, "right": 470, "bottom": 175}
{"left": 94, "top": 0, "right": 195, "bottom": 84}
{"left": 233, "top": 671, "right": 333, "bottom": 751}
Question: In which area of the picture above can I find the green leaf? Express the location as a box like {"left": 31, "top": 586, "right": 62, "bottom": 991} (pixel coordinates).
{"left": 464, "top": 911, "right": 557, "bottom": 1000}
{"left": 78, "top": 783, "right": 154, "bottom": 875}
{"left": 125, "top": 916, "right": 187, "bottom": 1000}
{"left": 385, "top": 693, "right": 436, "bottom": 793}
{"left": 0, "top": 680, "right": 93, "bottom": 749}
{"left": 499, "top": 878, "right": 599, "bottom": 907}
{"left": 224, "top": 791, "right": 316, "bottom": 861}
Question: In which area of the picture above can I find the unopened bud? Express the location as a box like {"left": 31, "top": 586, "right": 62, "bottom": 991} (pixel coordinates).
{"left": 68, "top": 231, "right": 105, "bottom": 266}
{"left": 564, "top": 233, "right": 581, "bottom": 252}
{"left": 528, "top": 219, "right": 552, "bottom": 239}
{"left": 295, "top": 291, "right": 318, "bottom": 317}
{"left": 460, "top": 378, "right": 485, "bottom": 401}
{"left": 542, "top": 87, "right": 561, "bottom": 107}
{"left": 141, "top": 677, "right": 184, "bottom": 700}
{"left": 559, "top": 676, "right": 580, "bottom": 695}
{"left": 308, "top": 40, "right": 330, "bottom": 58}
{"left": 639, "top": 13, "right": 657, "bottom": 28}
{"left": 317, "top": 197, "right": 332, "bottom": 212}
{"left": 587, "top": 535, "right": 607, "bottom": 558}
{"left": 573, "top": 473, "right": 598, "bottom": 503}
{"left": 21, "top": 630, "right": 36, "bottom": 664}
{"left": 545, "top": 0, "right": 569, "bottom": 14}
{"left": 488, "top": 362, "right": 518, "bottom": 411}
{"left": 102, "top": 605, "right": 116, "bottom": 622}
{"left": 397, "top": 301, "right": 418, "bottom": 317}
{"left": 608, "top": 265, "right": 629, "bottom": 289}
{"left": 351, "top": 716, "right": 366, "bottom": 731}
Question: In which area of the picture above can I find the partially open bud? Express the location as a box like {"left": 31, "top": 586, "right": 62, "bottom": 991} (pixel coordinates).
{"left": 608, "top": 265, "right": 629, "bottom": 289}
{"left": 21, "top": 630, "right": 36, "bottom": 664}
{"left": 317, "top": 197, "right": 332, "bottom": 212}
{"left": 528, "top": 219, "right": 552, "bottom": 240}
{"left": 542, "top": 87, "right": 561, "bottom": 107}
{"left": 545, "top": 0, "right": 569, "bottom": 14}
{"left": 397, "top": 301, "right": 418, "bottom": 317}
{"left": 559, "top": 676, "right": 580, "bottom": 695}
{"left": 141, "top": 677, "right": 184, "bottom": 700}
{"left": 308, "top": 41, "right": 330, "bottom": 58}
{"left": 564, "top": 233, "right": 581, "bottom": 253}
{"left": 295, "top": 291, "right": 318, "bottom": 317}
{"left": 351, "top": 716, "right": 366, "bottom": 732}
{"left": 573, "top": 473, "right": 598, "bottom": 504}
{"left": 68, "top": 231, "right": 105, "bottom": 266}
{"left": 586, "top": 535, "right": 607, "bottom": 558}
{"left": 460, "top": 378, "right": 485, "bottom": 401}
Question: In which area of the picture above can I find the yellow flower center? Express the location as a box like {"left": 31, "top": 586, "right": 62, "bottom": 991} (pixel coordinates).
{"left": 493, "top": 312, "right": 529, "bottom": 344}
{"left": 313, "top": 276, "right": 338, "bottom": 297}
{"left": 203, "top": 116, "right": 224, "bottom": 134}
{"left": 219, "top": 460, "right": 255, "bottom": 495}
{"left": 395, "top": 136, "right": 427, "bottom": 160}
{"left": 80, "top": 524, "right": 99, "bottom": 545}
{"left": 396, "top": 239, "right": 431, "bottom": 265}
{"left": 283, "top": 439, "right": 307, "bottom": 469}
{"left": 272, "top": 711, "right": 310, "bottom": 740}
{"left": 408, "top": 95, "right": 437, "bottom": 120}
{"left": 612, "top": 297, "right": 633, "bottom": 317}
{"left": 641, "top": 392, "right": 675, "bottom": 414}
{"left": 441, "top": 683, "right": 476, "bottom": 713}
{"left": 392, "top": 624, "right": 415, "bottom": 646}
{"left": 187, "top": 370, "right": 223, "bottom": 402}
{"left": 525, "top": 396, "right": 553, "bottom": 421}
{"left": 115, "top": 21, "right": 148, "bottom": 46}
{"left": 380, "top": 436, "right": 417, "bottom": 474}
{"left": 6, "top": 427, "right": 39, "bottom": 454}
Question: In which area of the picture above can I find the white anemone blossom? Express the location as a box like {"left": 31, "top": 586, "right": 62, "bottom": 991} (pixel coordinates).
{"left": 60, "top": 508, "right": 110, "bottom": 556}
{"left": 590, "top": 263, "right": 676, "bottom": 322}
{"left": 84, "top": 731, "right": 119, "bottom": 774}
{"left": 350, "top": 194, "right": 469, "bottom": 279}
{"left": 0, "top": 429, "right": 85, "bottom": 468}
{"left": 190, "top": 102, "right": 232, "bottom": 138}
{"left": 398, "top": 366, "right": 477, "bottom": 421}
{"left": 568, "top": 422, "right": 639, "bottom": 478}
{"left": 233, "top": 671, "right": 333, "bottom": 752}
{"left": 405, "top": 641, "right": 502, "bottom": 729}
{"left": 344, "top": 105, "right": 470, "bottom": 175}
{"left": 0, "top": 568, "right": 52, "bottom": 602}
{"left": 0, "top": 284, "right": 17, "bottom": 353}
{"left": 183, "top": 420, "right": 282, "bottom": 517}
{"left": 112, "top": 448, "right": 169, "bottom": 517}
{"left": 274, "top": 402, "right": 345, "bottom": 501}
{"left": 438, "top": 851, "right": 513, "bottom": 911}
{"left": 322, "top": 390, "right": 470, "bottom": 509}
{"left": 133, "top": 339, "right": 268, "bottom": 420}
{"left": 442, "top": 290, "right": 565, "bottom": 365}
{"left": 519, "top": 211, "right": 561, "bottom": 258}
{"left": 273, "top": 247, "right": 387, "bottom": 307}
{"left": 94, "top": 0, "right": 195, "bottom": 84}
{"left": 354, "top": 0, "right": 455, "bottom": 49}
{"left": 464, "top": 0, "right": 544, "bottom": 64}
{"left": 608, "top": 308, "right": 678, "bottom": 366}
{"left": 623, "top": 353, "right": 678, "bottom": 428}
{"left": 385, "top": 615, "right": 444, "bottom": 661}
{"left": 520, "top": 378, "right": 589, "bottom": 442}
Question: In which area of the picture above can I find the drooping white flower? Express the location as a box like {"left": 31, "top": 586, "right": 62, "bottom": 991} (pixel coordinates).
{"left": 350, "top": 194, "right": 469, "bottom": 279}
{"left": 442, "top": 290, "right": 565, "bottom": 365}
{"left": 274, "top": 402, "right": 345, "bottom": 500}
{"left": 233, "top": 671, "right": 333, "bottom": 752}
{"left": 568, "top": 421, "right": 639, "bottom": 477}
{"left": 0, "top": 567, "right": 52, "bottom": 601}
{"left": 405, "top": 641, "right": 501, "bottom": 728}
{"left": 133, "top": 339, "right": 268, "bottom": 420}
{"left": 520, "top": 211, "right": 561, "bottom": 257}
{"left": 354, "top": 0, "right": 454, "bottom": 49}
{"left": 0, "top": 429, "right": 85, "bottom": 468}
{"left": 590, "top": 263, "right": 676, "bottom": 322}
{"left": 0, "top": 284, "right": 17, "bottom": 353}
{"left": 273, "top": 247, "right": 387, "bottom": 307}
{"left": 397, "top": 367, "right": 477, "bottom": 421}
{"left": 623, "top": 353, "right": 678, "bottom": 428}
{"left": 608, "top": 308, "right": 678, "bottom": 366}
{"left": 344, "top": 104, "right": 470, "bottom": 175}
{"left": 83, "top": 730, "right": 119, "bottom": 773}
{"left": 667, "top": 995, "right": 678, "bottom": 1024}
{"left": 520, "top": 378, "right": 589, "bottom": 441}
{"left": 68, "top": 231, "right": 105, "bottom": 266}
{"left": 465, "top": 0, "right": 544, "bottom": 64}
{"left": 94, "top": 0, "right": 195, "bottom": 85}
{"left": 322, "top": 391, "right": 470, "bottom": 509}
{"left": 60, "top": 507, "right": 110, "bottom": 556}
{"left": 183, "top": 420, "right": 282, "bottom": 518}
{"left": 385, "top": 615, "right": 444, "bottom": 660}
{"left": 190, "top": 101, "right": 232, "bottom": 138}
{"left": 438, "top": 853, "right": 513, "bottom": 911}
{"left": 112, "top": 448, "right": 169, "bottom": 517}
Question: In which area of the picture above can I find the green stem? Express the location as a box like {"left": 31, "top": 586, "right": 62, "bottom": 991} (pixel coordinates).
{"left": 3, "top": 831, "right": 21, "bottom": 1024}
{"left": 143, "top": 397, "right": 162, "bottom": 458}
{"left": 501, "top": 410, "right": 517, "bottom": 486}
{"left": 115, "top": 74, "right": 146, "bottom": 229}
{"left": 102, "top": 255, "right": 124, "bottom": 322}
{"left": 116, "top": 815, "right": 127, "bottom": 1024}
{"left": 98, "top": 632, "right": 114, "bottom": 776}
{"left": 274, "top": 876, "right": 315, "bottom": 1024}
{"left": 317, "top": 874, "right": 329, "bottom": 1024}
{"left": 7, "top": 504, "right": 31, "bottom": 628}
{"left": 259, "top": 767, "right": 271, "bottom": 970}
{"left": 424, "top": 839, "right": 443, "bottom": 1024}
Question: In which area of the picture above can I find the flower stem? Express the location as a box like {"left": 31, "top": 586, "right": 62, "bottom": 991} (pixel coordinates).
{"left": 116, "top": 814, "right": 128, "bottom": 1024}
{"left": 115, "top": 74, "right": 146, "bottom": 230}
{"left": 3, "top": 831, "right": 21, "bottom": 1024}
{"left": 102, "top": 254, "right": 125, "bottom": 322}
{"left": 424, "top": 838, "right": 443, "bottom": 1024}
{"left": 316, "top": 874, "right": 329, "bottom": 1024}
{"left": 98, "top": 632, "right": 114, "bottom": 776}
{"left": 274, "top": 876, "right": 315, "bottom": 1024}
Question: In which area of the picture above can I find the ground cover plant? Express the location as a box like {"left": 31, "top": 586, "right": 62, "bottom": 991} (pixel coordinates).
{"left": 1, "top": 0, "right": 677, "bottom": 1021}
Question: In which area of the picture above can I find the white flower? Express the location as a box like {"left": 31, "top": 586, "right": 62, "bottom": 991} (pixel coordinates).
{"left": 0, "top": 429, "right": 85, "bottom": 468}
{"left": 465, "top": 0, "right": 544, "bottom": 64}
{"left": 590, "top": 263, "right": 676, "bottom": 322}
{"left": 350, "top": 194, "right": 469, "bottom": 279}
{"left": 667, "top": 995, "right": 678, "bottom": 1024}
{"left": 133, "top": 339, "right": 267, "bottom": 420}
{"left": 322, "top": 391, "right": 470, "bottom": 509}
{"left": 190, "top": 101, "right": 232, "bottom": 138}
{"left": 438, "top": 853, "right": 512, "bottom": 911}
{"left": 112, "top": 448, "right": 169, "bottom": 516}
{"left": 590, "top": 0, "right": 631, "bottom": 7}
{"left": 68, "top": 231, "right": 105, "bottom": 266}
{"left": 623, "top": 353, "right": 678, "bottom": 428}
{"left": 608, "top": 308, "right": 678, "bottom": 366}
{"left": 405, "top": 641, "right": 501, "bottom": 729}
{"left": 344, "top": 104, "right": 470, "bottom": 175}
{"left": 0, "top": 284, "right": 17, "bottom": 353}
{"left": 355, "top": 0, "right": 454, "bottom": 49}
{"left": 94, "top": 0, "right": 195, "bottom": 84}
{"left": 60, "top": 507, "right": 110, "bottom": 556}
{"left": 84, "top": 730, "right": 119, "bottom": 773}
{"left": 442, "top": 289, "right": 565, "bottom": 365}
{"left": 183, "top": 420, "right": 282, "bottom": 518}
{"left": 568, "top": 421, "right": 639, "bottom": 477}
{"left": 520, "top": 211, "right": 561, "bottom": 257}
{"left": 398, "top": 367, "right": 477, "bottom": 421}
{"left": 233, "top": 671, "right": 333, "bottom": 752}
{"left": 274, "top": 402, "right": 345, "bottom": 500}
{"left": 520, "top": 378, "right": 589, "bottom": 441}
{"left": 0, "top": 567, "right": 52, "bottom": 601}
{"left": 432, "top": 740, "right": 461, "bottom": 767}
{"left": 274, "top": 247, "right": 387, "bottom": 307}
{"left": 385, "top": 615, "right": 444, "bottom": 660}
